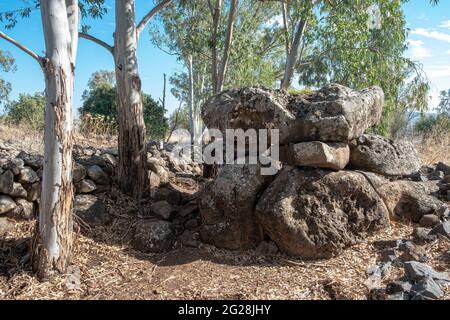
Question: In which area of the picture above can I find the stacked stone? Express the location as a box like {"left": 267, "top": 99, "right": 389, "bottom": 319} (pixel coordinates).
{"left": 198, "top": 84, "right": 449, "bottom": 259}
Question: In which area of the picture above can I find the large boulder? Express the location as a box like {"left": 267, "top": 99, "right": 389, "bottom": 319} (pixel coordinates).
{"left": 202, "top": 84, "right": 384, "bottom": 144}
{"left": 255, "top": 168, "right": 390, "bottom": 259}
{"left": 376, "top": 181, "right": 445, "bottom": 222}
{"left": 349, "top": 135, "right": 421, "bottom": 176}
{"left": 0, "top": 170, "right": 14, "bottom": 194}
{"left": 198, "top": 163, "right": 272, "bottom": 250}
{"left": 132, "top": 220, "right": 175, "bottom": 253}
{"left": 0, "top": 195, "right": 17, "bottom": 215}
{"left": 74, "top": 195, "right": 110, "bottom": 227}
{"left": 280, "top": 141, "right": 349, "bottom": 170}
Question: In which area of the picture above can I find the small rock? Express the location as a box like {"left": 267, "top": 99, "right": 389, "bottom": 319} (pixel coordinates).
{"left": 179, "top": 230, "right": 200, "bottom": 248}
{"left": 76, "top": 179, "right": 97, "bottom": 194}
{"left": 73, "top": 163, "right": 87, "bottom": 183}
{"left": 399, "top": 244, "right": 428, "bottom": 263}
{"left": 25, "top": 182, "right": 41, "bottom": 202}
{"left": 379, "top": 248, "right": 398, "bottom": 263}
{"left": 410, "top": 277, "right": 444, "bottom": 300}
{"left": 404, "top": 261, "right": 450, "bottom": 285}
{"left": 430, "top": 221, "right": 450, "bottom": 239}
{"left": 412, "top": 227, "right": 437, "bottom": 244}
{"left": 0, "top": 170, "right": 14, "bottom": 194}
{"left": 18, "top": 167, "right": 39, "bottom": 184}
{"left": 385, "top": 292, "right": 409, "bottom": 300}
{"left": 101, "top": 153, "right": 117, "bottom": 167}
{"left": 132, "top": 220, "right": 175, "bottom": 253}
{"left": 87, "top": 165, "right": 110, "bottom": 185}
{"left": 367, "top": 265, "right": 381, "bottom": 276}
{"left": 0, "top": 195, "right": 17, "bottom": 214}
{"left": 9, "top": 183, "right": 27, "bottom": 198}
{"left": 178, "top": 203, "right": 198, "bottom": 218}
{"left": 380, "top": 262, "right": 392, "bottom": 277}
{"left": 7, "top": 158, "right": 25, "bottom": 175}
{"left": 16, "top": 151, "right": 43, "bottom": 170}
{"left": 419, "top": 214, "right": 440, "bottom": 228}
{"left": 102, "top": 147, "right": 118, "bottom": 156}
{"left": 150, "top": 201, "right": 176, "bottom": 220}
{"left": 428, "top": 170, "right": 444, "bottom": 181}
{"left": 435, "top": 206, "right": 449, "bottom": 219}
{"left": 0, "top": 217, "right": 14, "bottom": 235}
{"left": 255, "top": 240, "right": 279, "bottom": 255}
{"left": 386, "top": 281, "right": 412, "bottom": 295}
{"left": 15, "top": 199, "right": 35, "bottom": 219}
{"left": 152, "top": 188, "right": 182, "bottom": 205}
{"left": 74, "top": 195, "right": 110, "bottom": 227}
{"left": 436, "top": 162, "right": 450, "bottom": 175}
{"left": 444, "top": 175, "right": 450, "bottom": 183}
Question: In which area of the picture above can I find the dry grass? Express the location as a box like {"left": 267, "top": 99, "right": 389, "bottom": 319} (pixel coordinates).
{"left": 415, "top": 131, "right": 450, "bottom": 166}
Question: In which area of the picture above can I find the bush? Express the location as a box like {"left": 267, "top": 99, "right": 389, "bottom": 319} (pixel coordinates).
{"left": 79, "top": 85, "right": 168, "bottom": 139}
{"left": 3, "top": 92, "right": 45, "bottom": 130}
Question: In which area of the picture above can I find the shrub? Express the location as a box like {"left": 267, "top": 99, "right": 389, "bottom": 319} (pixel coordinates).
{"left": 3, "top": 92, "right": 45, "bottom": 130}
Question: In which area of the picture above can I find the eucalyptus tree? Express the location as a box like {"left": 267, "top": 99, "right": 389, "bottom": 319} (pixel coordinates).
{"left": 0, "top": 0, "right": 106, "bottom": 279}
{"left": 80, "top": 0, "right": 172, "bottom": 198}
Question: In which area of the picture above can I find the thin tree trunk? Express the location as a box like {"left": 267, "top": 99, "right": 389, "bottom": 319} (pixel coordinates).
{"left": 32, "top": 0, "right": 76, "bottom": 279}
{"left": 210, "top": 0, "right": 222, "bottom": 94}
{"left": 280, "top": 18, "right": 308, "bottom": 91}
{"left": 114, "top": 0, "right": 147, "bottom": 198}
{"left": 216, "top": 0, "right": 238, "bottom": 93}
{"left": 187, "top": 55, "right": 195, "bottom": 145}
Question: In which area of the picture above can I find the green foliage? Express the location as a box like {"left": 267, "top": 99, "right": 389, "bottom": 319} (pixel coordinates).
{"left": 4, "top": 92, "right": 45, "bottom": 130}
{"left": 80, "top": 71, "right": 168, "bottom": 139}
{"left": 415, "top": 89, "right": 450, "bottom": 135}
{"left": 0, "top": 49, "right": 16, "bottom": 108}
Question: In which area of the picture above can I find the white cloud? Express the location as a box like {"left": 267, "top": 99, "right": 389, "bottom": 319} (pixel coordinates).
{"left": 412, "top": 28, "right": 450, "bottom": 43}
{"left": 440, "top": 20, "right": 450, "bottom": 29}
{"left": 407, "top": 39, "right": 432, "bottom": 58}
{"left": 425, "top": 65, "right": 450, "bottom": 79}
{"left": 446, "top": 49, "right": 450, "bottom": 55}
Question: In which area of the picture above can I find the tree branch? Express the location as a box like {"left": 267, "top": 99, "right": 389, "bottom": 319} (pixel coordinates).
{"left": 79, "top": 32, "right": 114, "bottom": 54}
{"left": 0, "top": 31, "right": 43, "bottom": 67}
{"left": 136, "top": 0, "right": 173, "bottom": 38}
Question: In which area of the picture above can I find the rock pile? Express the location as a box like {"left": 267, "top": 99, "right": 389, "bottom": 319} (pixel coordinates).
{"left": 198, "top": 84, "right": 449, "bottom": 259}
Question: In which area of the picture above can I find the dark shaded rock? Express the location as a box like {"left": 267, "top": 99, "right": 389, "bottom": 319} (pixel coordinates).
{"left": 255, "top": 168, "right": 389, "bottom": 258}
{"left": 399, "top": 244, "right": 428, "bottom": 263}
{"left": 178, "top": 202, "right": 198, "bottom": 218}
{"left": 349, "top": 134, "right": 421, "bottom": 176}
{"left": 436, "top": 162, "right": 450, "bottom": 175}
{"left": 87, "top": 165, "right": 110, "bottom": 185}
{"left": 435, "top": 206, "right": 449, "bottom": 219}
{"left": 0, "top": 195, "right": 16, "bottom": 214}
{"left": 412, "top": 227, "right": 437, "bottom": 245}
{"left": 153, "top": 187, "right": 182, "bottom": 205}
{"left": 202, "top": 84, "right": 384, "bottom": 145}
{"left": 0, "top": 170, "right": 14, "bottom": 194}
{"left": 25, "top": 182, "right": 40, "bottom": 202}
{"left": 179, "top": 230, "right": 200, "bottom": 248}
{"left": 255, "top": 240, "right": 279, "bottom": 255}
{"left": 150, "top": 200, "right": 176, "bottom": 220}
{"left": 373, "top": 239, "right": 402, "bottom": 250}
{"left": 72, "top": 163, "right": 87, "bottom": 183}
{"left": 404, "top": 261, "right": 450, "bottom": 285}
{"left": 9, "top": 182, "right": 27, "bottom": 198}
{"left": 419, "top": 214, "right": 440, "bottom": 228}
{"left": 132, "top": 220, "right": 175, "bottom": 253}
{"left": 76, "top": 179, "right": 97, "bottom": 194}
{"left": 380, "top": 249, "right": 398, "bottom": 263}
{"left": 16, "top": 151, "right": 43, "bottom": 170}
{"left": 377, "top": 180, "right": 445, "bottom": 222}
{"left": 184, "top": 218, "right": 198, "bottom": 230}
{"left": 18, "top": 167, "right": 38, "bottom": 184}
{"left": 74, "top": 195, "right": 110, "bottom": 227}
{"left": 430, "top": 221, "right": 450, "bottom": 239}
{"left": 386, "top": 281, "right": 412, "bottom": 295}
{"left": 428, "top": 170, "right": 444, "bottom": 181}
{"left": 199, "top": 163, "right": 272, "bottom": 250}
{"left": 410, "top": 277, "right": 444, "bottom": 300}
{"left": 101, "top": 153, "right": 117, "bottom": 167}
{"left": 13, "top": 199, "right": 35, "bottom": 220}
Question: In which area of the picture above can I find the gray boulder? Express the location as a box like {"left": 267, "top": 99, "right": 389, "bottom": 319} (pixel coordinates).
{"left": 15, "top": 199, "right": 35, "bottom": 219}
{"left": 0, "top": 217, "right": 14, "bottom": 236}
{"left": 9, "top": 182, "right": 27, "bottom": 198}
{"left": 404, "top": 261, "right": 450, "bottom": 285}
{"left": 150, "top": 200, "right": 176, "bottom": 220}
{"left": 255, "top": 168, "right": 390, "bottom": 258}
{"left": 280, "top": 141, "right": 349, "bottom": 170}
{"left": 410, "top": 277, "right": 444, "bottom": 300}
{"left": 76, "top": 179, "right": 97, "bottom": 194}
{"left": 198, "top": 163, "right": 272, "bottom": 250}
{"left": 18, "top": 167, "right": 39, "bottom": 184}
{"left": 74, "top": 195, "right": 110, "bottom": 227}
{"left": 132, "top": 220, "right": 175, "bottom": 253}
{"left": 87, "top": 165, "right": 110, "bottom": 185}
{"left": 0, "top": 170, "right": 14, "bottom": 194}
{"left": 25, "top": 182, "right": 41, "bottom": 202}
{"left": 72, "top": 163, "right": 87, "bottom": 183}
{"left": 430, "top": 221, "right": 450, "bottom": 239}
{"left": 202, "top": 84, "right": 384, "bottom": 145}
{"left": 349, "top": 135, "right": 421, "bottom": 176}
{"left": 0, "top": 195, "right": 17, "bottom": 215}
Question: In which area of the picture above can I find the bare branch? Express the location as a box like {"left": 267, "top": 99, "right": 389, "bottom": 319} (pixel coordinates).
{"left": 79, "top": 32, "right": 114, "bottom": 54}
{"left": 0, "top": 30, "right": 43, "bottom": 67}
{"left": 136, "top": 0, "right": 173, "bottom": 38}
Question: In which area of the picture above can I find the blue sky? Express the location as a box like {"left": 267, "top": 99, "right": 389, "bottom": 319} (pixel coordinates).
{"left": 1, "top": 0, "right": 450, "bottom": 117}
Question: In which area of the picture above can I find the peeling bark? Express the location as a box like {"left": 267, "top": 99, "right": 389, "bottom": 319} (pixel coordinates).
{"left": 32, "top": 0, "right": 76, "bottom": 279}
{"left": 114, "top": 0, "right": 148, "bottom": 198}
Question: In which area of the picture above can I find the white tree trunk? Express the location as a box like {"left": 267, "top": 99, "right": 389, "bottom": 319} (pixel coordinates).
{"left": 280, "top": 19, "right": 307, "bottom": 91}
{"left": 187, "top": 55, "right": 195, "bottom": 145}
{"left": 32, "top": 0, "right": 76, "bottom": 279}
{"left": 114, "top": 0, "right": 148, "bottom": 198}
